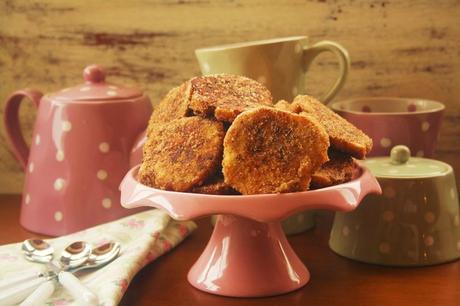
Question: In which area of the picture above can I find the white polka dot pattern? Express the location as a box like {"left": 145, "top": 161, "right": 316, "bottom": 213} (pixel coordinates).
{"left": 102, "top": 198, "right": 112, "bottom": 209}
{"left": 97, "top": 170, "right": 108, "bottom": 180}
{"left": 25, "top": 194, "right": 30, "bottom": 205}
{"left": 62, "top": 121, "right": 72, "bottom": 132}
{"left": 99, "top": 142, "right": 110, "bottom": 153}
{"left": 29, "top": 163, "right": 34, "bottom": 173}
{"left": 54, "top": 211, "right": 63, "bottom": 222}
{"left": 421, "top": 121, "right": 430, "bottom": 132}
{"left": 107, "top": 90, "right": 117, "bottom": 96}
{"left": 35, "top": 135, "right": 41, "bottom": 145}
{"left": 54, "top": 178, "right": 65, "bottom": 191}
{"left": 56, "top": 150, "right": 65, "bottom": 162}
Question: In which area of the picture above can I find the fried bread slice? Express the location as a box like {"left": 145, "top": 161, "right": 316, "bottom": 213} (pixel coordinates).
{"left": 292, "top": 95, "right": 372, "bottom": 159}
{"left": 148, "top": 82, "right": 192, "bottom": 132}
{"left": 223, "top": 107, "right": 329, "bottom": 194}
{"left": 189, "top": 74, "right": 273, "bottom": 122}
{"left": 139, "top": 117, "right": 224, "bottom": 191}
{"left": 311, "top": 150, "right": 358, "bottom": 189}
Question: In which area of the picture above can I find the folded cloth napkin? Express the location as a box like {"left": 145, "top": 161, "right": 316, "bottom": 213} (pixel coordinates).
{"left": 0, "top": 209, "right": 196, "bottom": 306}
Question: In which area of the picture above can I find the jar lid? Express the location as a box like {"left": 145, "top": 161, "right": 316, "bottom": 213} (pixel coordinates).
{"left": 364, "top": 145, "right": 451, "bottom": 178}
{"left": 47, "top": 65, "right": 143, "bottom": 102}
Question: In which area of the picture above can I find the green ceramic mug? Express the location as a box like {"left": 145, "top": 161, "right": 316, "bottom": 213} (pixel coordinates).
{"left": 195, "top": 36, "right": 350, "bottom": 103}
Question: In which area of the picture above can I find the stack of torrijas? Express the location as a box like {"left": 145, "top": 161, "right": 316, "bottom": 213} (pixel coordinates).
{"left": 139, "top": 74, "right": 372, "bottom": 195}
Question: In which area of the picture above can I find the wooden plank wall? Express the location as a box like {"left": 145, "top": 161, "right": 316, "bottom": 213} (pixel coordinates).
{"left": 0, "top": 0, "right": 459, "bottom": 193}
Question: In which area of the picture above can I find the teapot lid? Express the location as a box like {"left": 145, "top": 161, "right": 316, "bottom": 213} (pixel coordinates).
{"left": 364, "top": 145, "right": 451, "bottom": 179}
{"left": 48, "top": 65, "right": 143, "bottom": 102}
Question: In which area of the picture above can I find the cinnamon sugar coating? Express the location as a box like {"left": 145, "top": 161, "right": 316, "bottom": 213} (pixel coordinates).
{"left": 311, "top": 150, "right": 358, "bottom": 189}
{"left": 223, "top": 107, "right": 329, "bottom": 194}
{"left": 189, "top": 74, "right": 273, "bottom": 122}
{"left": 292, "top": 95, "right": 372, "bottom": 159}
{"left": 139, "top": 117, "right": 224, "bottom": 191}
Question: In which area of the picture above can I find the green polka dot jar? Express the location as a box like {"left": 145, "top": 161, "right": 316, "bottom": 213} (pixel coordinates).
{"left": 329, "top": 145, "right": 460, "bottom": 266}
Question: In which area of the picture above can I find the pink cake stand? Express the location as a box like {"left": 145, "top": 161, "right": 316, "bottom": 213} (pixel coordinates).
{"left": 120, "top": 165, "right": 381, "bottom": 297}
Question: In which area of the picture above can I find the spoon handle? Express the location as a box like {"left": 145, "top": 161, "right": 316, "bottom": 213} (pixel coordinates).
{"left": 19, "top": 280, "right": 55, "bottom": 306}
{"left": 0, "top": 270, "right": 43, "bottom": 292}
{"left": 0, "top": 277, "right": 46, "bottom": 305}
{"left": 58, "top": 271, "right": 98, "bottom": 306}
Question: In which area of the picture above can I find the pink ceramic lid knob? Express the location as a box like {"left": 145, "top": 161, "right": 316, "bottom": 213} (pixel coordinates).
{"left": 83, "top": 65, "right": 106, "bottom": 83}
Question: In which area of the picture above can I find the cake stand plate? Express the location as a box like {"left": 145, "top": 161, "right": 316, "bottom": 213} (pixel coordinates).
{"left": 120, "top": 165, "right": 381, "bottom": 297}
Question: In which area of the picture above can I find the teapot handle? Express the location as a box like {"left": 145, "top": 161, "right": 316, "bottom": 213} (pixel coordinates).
{"left": 3, "top": 89, "right": 43, "bottom": 170}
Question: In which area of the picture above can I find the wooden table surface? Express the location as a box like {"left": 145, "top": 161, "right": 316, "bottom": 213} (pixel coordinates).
{"left": 0, "top": 194, "right": 458, "bottom": 306}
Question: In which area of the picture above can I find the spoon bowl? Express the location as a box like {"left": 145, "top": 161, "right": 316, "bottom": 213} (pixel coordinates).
{"left": 60, "top": 241, "right": 92, "bottom": 269}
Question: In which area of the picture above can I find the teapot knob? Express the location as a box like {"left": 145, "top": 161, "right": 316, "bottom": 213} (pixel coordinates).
{"left": 83, "top": 65, "right": 106, "bottom": 83}
{"left": 390, "top": 145, "right": 411, "bottom": 164}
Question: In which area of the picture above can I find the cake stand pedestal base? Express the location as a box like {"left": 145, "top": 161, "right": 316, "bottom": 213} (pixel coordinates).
{"left": 188, "top": 214, "right": 310, "bottom": 297}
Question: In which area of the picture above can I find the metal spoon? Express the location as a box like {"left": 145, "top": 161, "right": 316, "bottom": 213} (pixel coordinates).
{"left": 0, "top": 239, "right": 94, "bottom": 305}
{"left": 21, "top": 242, "right": 120, "bottom": 306}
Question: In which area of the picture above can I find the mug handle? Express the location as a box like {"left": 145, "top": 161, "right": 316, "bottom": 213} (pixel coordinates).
{"left": 302, "top": 40, "right": 350, "bottom": 104}
{"left": 3, "top": 89, "right": 43, "bottom": 170}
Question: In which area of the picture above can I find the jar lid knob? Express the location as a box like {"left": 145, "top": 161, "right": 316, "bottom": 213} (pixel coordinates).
{"left": 390, "top": 145, "right": 411, "bottom": 164}
{"left": 83, "top": 65, "right": 106, "bottom": 83}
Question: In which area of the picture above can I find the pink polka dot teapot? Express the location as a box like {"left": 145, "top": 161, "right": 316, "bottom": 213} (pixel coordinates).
{"left": 3, "top": 65, "right": 152, "bottom": 236}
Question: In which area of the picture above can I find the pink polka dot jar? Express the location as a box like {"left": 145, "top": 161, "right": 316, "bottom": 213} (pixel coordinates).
{"left": 330, "top": 97, "right": 445, "bottom": 157}
{"left": 3, "top": 65, "right": 152, "bottom": 236}
{"left": 329, "top": 146, "right": 460, "bottom": 266}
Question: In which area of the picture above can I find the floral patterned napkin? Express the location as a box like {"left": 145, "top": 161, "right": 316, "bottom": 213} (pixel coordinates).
{"left": 0, "top": 209, "right": 196, "bottom": 306}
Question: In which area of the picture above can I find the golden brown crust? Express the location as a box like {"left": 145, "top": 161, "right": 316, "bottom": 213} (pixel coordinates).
{"left": 292, "top": 95, "right": 373, "bottom": 159}
{"left": 148, "top": 83, "right": 192, "bottom": 129}
{"left": 191, "top": 175, "right": 240, "bottom": 195}
{"left": 139, "top": 117, "right": 224, "bottom": 191}
{"left": 222, "top": 107, "right": 330, "bottom": 195}
{"left": 189, "top": 74, "right": 273, "bottom": 122}
{"left": 311, "top": 150, "right": 358, "bottom": 189}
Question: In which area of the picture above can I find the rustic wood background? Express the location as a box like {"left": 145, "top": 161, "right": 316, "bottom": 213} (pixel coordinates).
{"left": 0, "top": 0, "right": 459, "bottom": 193}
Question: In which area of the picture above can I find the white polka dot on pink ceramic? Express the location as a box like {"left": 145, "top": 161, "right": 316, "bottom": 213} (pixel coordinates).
{"left": 54, "top": 178, "right": 65, "bottom": 191}
{"left": 28, "top": 162, "right": 34, "bottom": 173}
{"left": 97, "top": 170, "right": 108, "bottom": 180}
{"left": 56, "top": 150, "right": 65, "bottom": 162}
{"left": 99, "top": 142, "right": 110, "bottom": 153}
{"left": 35, "top": 135, "right": 41, "bottom": 145}
{"left": 107, "top": 90, "right": 117, "bottom": 96}
{"left": 421, "top": 121, "right": 430, "bottom": 132}
{"left": 62, "top": 121, "right": 72, "bottom": 132}
{"left": 54, "top": 211, "right": 63, "bottom": 222}
{"left": 24, "top": 194, "right": 30, "bottom": 205}
{"left": 102, "top": 198, "right": 112, "bottom": 209}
